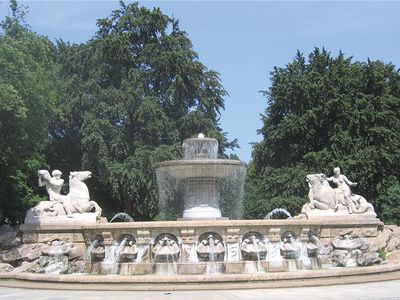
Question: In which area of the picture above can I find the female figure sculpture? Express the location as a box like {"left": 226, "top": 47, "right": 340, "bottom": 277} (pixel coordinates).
{"left": 326, "top": 167, "right": 357, "bottom": 214}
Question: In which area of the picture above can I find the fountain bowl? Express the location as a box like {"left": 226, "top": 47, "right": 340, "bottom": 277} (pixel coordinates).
{"left": 156, "top": 159, "right": 246, "bottom": 179}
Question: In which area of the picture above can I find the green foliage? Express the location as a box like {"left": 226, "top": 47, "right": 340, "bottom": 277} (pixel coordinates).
{"left": 246, "top": 48, "right": 400, "bottom": 221}
{"left": 0, "top": 1, "right": 59, "bottom": 223}
{"left": 0, "top": 0, "right": 29, "bottom": 39}
{"left": 379, "top": 177, "right": 400, "bottom": 225}
{"left": 46, "top": 2, "right": 233, "bottom": 220}
{"left": 378, "top": 248, "right": 386, "bottom": 260}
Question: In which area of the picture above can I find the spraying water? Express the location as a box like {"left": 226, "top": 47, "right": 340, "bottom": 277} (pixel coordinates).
{"left": 251, "top": 236, "right": 263, "bottom": 272}
{"left": 206, "top": 235, "right": 217, "bottom": 274}
{"left": 156, "top": 134, "right": 246, "bottom": 220}
{"left": 110, "top": 213, "right": 134, "bottom": 223}
{"left": 152, "top": 234, "right": 180, "bottom": 275}
{"left": 102, "top": 242, "right": 118, "bottom": 274}
{"left": 44, "top": 240, "right": 69, "bottom": 274}
{"left": 111, "top": 238, "right": 128, "bottom": 274}
{"left": 85, "top": 238, "right": 100, "bottom": 264}
{"left": 136, "top": 245, "right": 148, "bottom": 263}
{"left": 264, "top": 208, "right": 292, "bottom": 219}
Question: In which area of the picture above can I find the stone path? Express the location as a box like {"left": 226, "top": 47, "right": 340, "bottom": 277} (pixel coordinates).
{"left": 1, "top": 280, "right": 400, "bottom": 300}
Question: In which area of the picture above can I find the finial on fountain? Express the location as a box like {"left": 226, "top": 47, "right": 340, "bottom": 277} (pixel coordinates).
{"left": 198, "top": 133, "right": 205, "bottom": 139}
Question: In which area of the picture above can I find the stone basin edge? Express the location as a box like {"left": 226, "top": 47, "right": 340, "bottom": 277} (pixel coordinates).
{"left": 0, "top": 263, "right": 399, "bottom": 290}
{"left": 20, "top": 218, "right": 384, "bottom": 232}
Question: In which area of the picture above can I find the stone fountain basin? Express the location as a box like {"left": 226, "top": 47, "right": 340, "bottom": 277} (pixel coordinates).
{"left": 118, "top": 246, "right": 138, "bottom": 262}
{"left": 91, "top": 248, "right": 105, "bottom": 261}
{"left": 156, "top": 159, "right": 246, "bottom": 179}
{"left": 240, "top": 246, "right": 267, "bottom": 261}
{"left": 306, "top": 243, "right": 319, "bottom": 258}
{"left": 19, "top": 218, "right": 383, "bottom": 276}
{"left": 197, "top": 245, "right": 225, "bottom": 262}
{"left": 3, "top": 263, "right": 400, "bottom": 290}
{"left": 152, "top": 246, "right": 180, "bottom": 262}
{"left": 280, "top": 247, "right": 301, "bottom": 259}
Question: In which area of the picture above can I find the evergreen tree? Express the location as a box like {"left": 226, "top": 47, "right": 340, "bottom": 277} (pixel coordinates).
{"left": 0, "top": 0, "right": 59, "bottom": 223}
{"left": 47, "top": 2, "right": 235, "bottom": 220}
{"left": 246, "top": 48, "right": 400, "bottom": 223}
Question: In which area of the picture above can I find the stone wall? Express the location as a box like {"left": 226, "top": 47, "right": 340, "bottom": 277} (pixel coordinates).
{"left": 1, "top": 218, "right": 397, "bottom": 275}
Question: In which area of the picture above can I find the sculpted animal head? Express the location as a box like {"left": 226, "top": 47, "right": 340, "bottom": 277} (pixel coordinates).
{"left": 69, "top": 171, "right": 92, "bottom": 182}
{"left": 306, "top": 174, "right": 326, "bottom": 187}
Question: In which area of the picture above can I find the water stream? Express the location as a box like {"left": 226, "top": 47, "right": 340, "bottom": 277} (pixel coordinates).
{"left": 205, "top": 235, "right": 217, "bottom": 274}
{"left": 44, "top": 241, "right": 68, "bottom": 274}
{"left": 85, "top": 239, "right": 99, "bottom": 264}
{"left": 251, "top": 236, "right": 263, "bottom": 272}
{"left": 111, "top": 238, "right": 128, "bottom": 274}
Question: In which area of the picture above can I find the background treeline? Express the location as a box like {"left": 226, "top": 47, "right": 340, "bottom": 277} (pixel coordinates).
{"left": 1, "top": 1, "right": 399, "bottom": 225}
{"left": 0, "top": 1, "right": 237, "bottom": 223}
{"left": 245, "top": 49, "right": 400, "bottom": 224}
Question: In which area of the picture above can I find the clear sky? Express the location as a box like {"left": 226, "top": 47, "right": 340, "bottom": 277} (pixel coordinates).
{"left": 1, "top": 1, "right": 400, "bottom": 162}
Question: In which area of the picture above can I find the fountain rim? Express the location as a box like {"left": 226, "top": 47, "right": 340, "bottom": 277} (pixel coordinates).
{"left": 156, "top": 159, "right": 246, "bottom": 168}
{"left": 1, "top": 263, "right": 399, "bottom": 290}
{"left": 183, "top": 137, "right": 218, "bottom": 142}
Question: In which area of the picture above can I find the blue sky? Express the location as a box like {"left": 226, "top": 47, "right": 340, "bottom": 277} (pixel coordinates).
{"left": 1, "top": 1, "right": 400, "bottom": 162}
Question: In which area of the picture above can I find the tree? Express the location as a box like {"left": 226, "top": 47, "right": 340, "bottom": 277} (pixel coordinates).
{"left": 246, "top": 48, "right": 400, "bottom": 222}
{"left": 47, "top": 2, "right": 235, "bottom": 220}
{"left": 0, "top": 1, "right": 59, "bottom": 223}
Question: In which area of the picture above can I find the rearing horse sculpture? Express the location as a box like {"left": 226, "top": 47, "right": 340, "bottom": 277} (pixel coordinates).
{"left": 67, "top": 171, "right": 102, "bottom": 218}
{"left": 33, "top": 170, "right": 102, "bottom": 221}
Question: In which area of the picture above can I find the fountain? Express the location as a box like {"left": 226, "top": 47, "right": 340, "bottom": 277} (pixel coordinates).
{"left": 240, "top": 232, "right": 267, "bottom": 273}
{"left": 156, "top": 134, "right": 246, "bottom": 219}
{"left": 152, "top": 234, "right": 180, "bottom": 275}
{"left": 305, "top": 233, "right": 327, "bottom": 269}
{"left": 280, "top": 232, "right": 302, "bottom": 271}
{"left": 1, "top": 139, "right": 396, "bottom": 290}
{"left": 240, "top": 232, "right": 267, "bottom": 261}
{"left": 115, "top": 235, "right": 138, "bottom": 262}
{"left": 86, "top": 236, "right": 105, "bottom": 263}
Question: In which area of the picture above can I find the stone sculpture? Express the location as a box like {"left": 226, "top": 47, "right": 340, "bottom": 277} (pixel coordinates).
{"left": 152, "top": 235, "right": 180, "bottom": 262}
{"left": 117, "top": 240, "right": 138, "bottom": 262}
{"left": 331, "top": 233, "right": 382, "bottom": 267}
{"left": 326, "top": 167, "right": 358, "bottom": 214}
{"left": 300, "top": 167, "right": 376, "bottom": 218}
{"left": 37, "top": 170, "right": 73, "bottom": 216}
{"left": 90, "top": 240, "right": 106, "bottom": 262}
{"left": 25, "top": 170, "right": 102, "bottom": 224}
{"left": 240, "top": 235, "right": 267, "bottom": 261}
{"left": 196, "top": 234, "right": 225, "bottom": 262}
{"left": 280, "top": 233, "right": 300, "bottom": 259}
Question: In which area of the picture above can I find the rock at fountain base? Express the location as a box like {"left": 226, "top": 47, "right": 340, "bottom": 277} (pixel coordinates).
{"left": 0, "top": 263, "right": 14, "bottom": 273}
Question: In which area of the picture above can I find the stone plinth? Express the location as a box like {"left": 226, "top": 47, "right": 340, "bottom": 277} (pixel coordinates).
{"left": 303, "top": 209, "right": 377, "bottom": 219}
{"left": 25, "top": 212, "right": 98, "bottom": 225}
